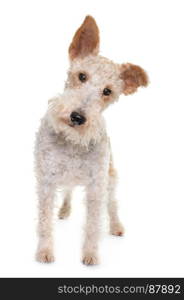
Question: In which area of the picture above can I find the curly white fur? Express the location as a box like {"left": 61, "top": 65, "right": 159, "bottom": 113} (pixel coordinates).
{"left": 35, "top": 15, "right": 147, "bottom": 265}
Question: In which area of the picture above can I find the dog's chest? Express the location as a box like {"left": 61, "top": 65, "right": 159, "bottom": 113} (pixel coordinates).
{"left": 50, "top": 137, "right": 105, "bottom": 185}
{"left": 36, "top": 124, "right": 109, "bottom": 186}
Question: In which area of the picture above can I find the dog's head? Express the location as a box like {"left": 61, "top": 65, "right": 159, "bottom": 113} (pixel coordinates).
{"left": 48, "top": 16, "right": 148, "bottom": 146}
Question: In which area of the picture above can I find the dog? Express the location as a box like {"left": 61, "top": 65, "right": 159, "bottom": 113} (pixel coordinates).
{"left": 35, "top": 15, "right": 148, "bottom": 265}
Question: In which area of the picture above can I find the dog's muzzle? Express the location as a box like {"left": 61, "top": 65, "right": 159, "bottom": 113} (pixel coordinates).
{"left": 70, "top": 111, "right": 86, "bottom": 126}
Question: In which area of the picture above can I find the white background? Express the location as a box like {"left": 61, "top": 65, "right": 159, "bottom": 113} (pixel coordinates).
{"left": 0, "top": 0, "right": 184, "bottom": 277}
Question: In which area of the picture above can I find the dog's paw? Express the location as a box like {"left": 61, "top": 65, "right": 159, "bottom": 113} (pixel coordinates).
{"left": 110, "top": 223, "right": 124, "bottom": 236}
{"left": 82, "top": 253, "right": 99, "bottom": 266}
{"left": 36, "top": 248, "right": 55, "bottom": 263}
{"left": 58, "top": 205, "right": 71, "bottom": 219}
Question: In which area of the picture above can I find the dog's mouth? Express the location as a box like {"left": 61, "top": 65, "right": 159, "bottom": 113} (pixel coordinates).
{"left": 69, "top": 123, "right": 80, "bottom": 128}
{"left": 69, "top": 121, "right": 86, "bottom": 128}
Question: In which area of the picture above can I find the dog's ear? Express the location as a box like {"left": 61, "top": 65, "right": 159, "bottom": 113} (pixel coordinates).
{"left": 120, "top": 63, "right": 148, "bottom": 95}
{"left": 69, "top": 16, "right": 99, "bottom": 60}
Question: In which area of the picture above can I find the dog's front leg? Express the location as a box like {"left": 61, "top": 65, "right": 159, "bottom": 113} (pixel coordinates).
{"left": 82, "top": 178, "right": 107, "bottom": 266}
{"left": 36, "top": 179, "right": 56, "bottom": 263}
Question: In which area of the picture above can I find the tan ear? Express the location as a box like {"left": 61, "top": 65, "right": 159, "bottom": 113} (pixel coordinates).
{"left": 68, "top": 16, "right": 99, "bottom": 60}
{"left": 120, "top": 63, "right": 148, "bottom": 95}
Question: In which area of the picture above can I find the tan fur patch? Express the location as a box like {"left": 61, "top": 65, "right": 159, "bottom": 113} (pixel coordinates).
{"left": 109, "top": 163, "right": 117, "bottom": 177}
{"left": 69, "top": 16, "right": 99, "bottom": 60}
{"left": 120, "top": 63, "right": 148, "bottom": 95}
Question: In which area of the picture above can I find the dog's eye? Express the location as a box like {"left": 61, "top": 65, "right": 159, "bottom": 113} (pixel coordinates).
{"left": 78, "top": 73, "right": 87, "bottom": 82}
{"left": 103, "top": 88, "right": 112, "bottom": 96}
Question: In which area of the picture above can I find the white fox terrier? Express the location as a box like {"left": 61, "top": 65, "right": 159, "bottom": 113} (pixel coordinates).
{"left": 35, "top": 16, "right": 148, "bottom": 265}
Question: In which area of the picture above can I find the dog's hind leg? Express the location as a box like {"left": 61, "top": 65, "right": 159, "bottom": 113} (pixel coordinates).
{"left": 58, "top": 187, "right": 73, "bottom": 219}
{"left": 36, "top": 178, "right": 56, "bottom": 263}
{"left": 107, "top": 158, "right": 124, "bottom": 236}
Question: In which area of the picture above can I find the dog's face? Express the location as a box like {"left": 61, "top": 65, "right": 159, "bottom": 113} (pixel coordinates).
{"left": 48, "top": 16, "right": 148, "bottom": 146}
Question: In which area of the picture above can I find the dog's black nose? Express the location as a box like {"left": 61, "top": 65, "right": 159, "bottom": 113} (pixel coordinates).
{"left": 70, "top": 111, "right": 86, "bottom": 125}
